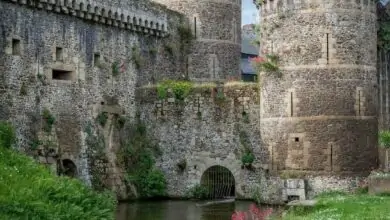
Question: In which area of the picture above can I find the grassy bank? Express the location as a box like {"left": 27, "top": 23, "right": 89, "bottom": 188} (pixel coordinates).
{"left": 284, "top": 191, "right": 390, "bottom": 220}
{"left": 0, "top": 122, "right": 116, "bottom": 220}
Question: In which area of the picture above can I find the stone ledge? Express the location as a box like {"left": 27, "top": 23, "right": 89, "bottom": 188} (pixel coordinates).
{"left": 259, "top": 0, "right": 376, "bottom": 16}
{"left": 4, "top": 0, "right": 169, "bottom": 37}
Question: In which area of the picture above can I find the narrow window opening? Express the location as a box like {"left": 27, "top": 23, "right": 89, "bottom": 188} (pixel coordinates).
{"left": 295, "top": 137, "right": 299, "bottom": 142}
{"left": 326, "top": 33, "right": 329, "bottom": 64}
{"left": 194, "top": 17, "right": 197, "bottom": 38}
{"left": 52, "top": 69, "right": 73, "bottom": 81}
{"left": 212, "top": 57, "right": 216, "bottom": 78}
{"left": 56, "top": 47, "right": 63, "bottom": 61}
{"left": 330, "top": 144, "right": 333, "bottom": 171}
{"left": 290, "top": 92, "right": 294, "bottom": 117}
{"left": 12, "top": 39, "right": 21, "bottom": 55}
{"left": 94, "top": 53, "right": 101, "bottom": 66}
{"left": 358, "top": 90, "right": 362, "bottom": 116}
{"left": 101, "top": 102, "right": 105, "bottom": 105}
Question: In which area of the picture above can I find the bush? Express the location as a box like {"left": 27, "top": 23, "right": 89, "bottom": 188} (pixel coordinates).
{"left": 0, "top": 121, "right": 15, "bottom": 149}
{"left": 156, "top": 80, "right": 193, "bottom": 100}
{"left": 379, "top": 130, "right": 390, "bottom": 148}
{"left": 0, "top": 121, "right": 116, "bottom": 219}
{"left": 120, "top": 120, "right": 166, "bottom": 198}
{"left": 186, "top": 184, "right": 209, "bottom": 200}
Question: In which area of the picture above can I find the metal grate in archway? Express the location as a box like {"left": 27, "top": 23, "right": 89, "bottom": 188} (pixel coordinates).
{"left": 200, "top": 165, "right": 235, "bottom": 199}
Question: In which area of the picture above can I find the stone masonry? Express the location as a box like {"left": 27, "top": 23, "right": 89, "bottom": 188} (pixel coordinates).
{"left": 0, "top": 0, "right": 384, "bottom": 202}
{"left": 258, "top": 0, "right": 378, "bottom": 195}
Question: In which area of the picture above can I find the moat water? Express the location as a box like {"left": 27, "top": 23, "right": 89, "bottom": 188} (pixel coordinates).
{"left": 116, "top": 200, "right": 272, "bottom": 220}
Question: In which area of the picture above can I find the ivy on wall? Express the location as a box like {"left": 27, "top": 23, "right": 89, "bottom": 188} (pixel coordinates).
{"left": 378, "top": 21, "right": 390, "bottom": 51}
{"left": 117, "top": 116, "right": 167, "bottom": 198}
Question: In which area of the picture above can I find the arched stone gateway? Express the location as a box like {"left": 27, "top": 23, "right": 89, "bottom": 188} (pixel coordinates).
{"left": 60, "top": 159, "right": 78, "bottom": 178}
{"left": 200, "top": 165, "right": 235, "bottom": 199}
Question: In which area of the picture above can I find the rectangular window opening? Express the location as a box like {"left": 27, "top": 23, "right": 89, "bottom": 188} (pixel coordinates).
{"left": 12, "top": 39, "right": 21, "bottom": 55}
{"left": 94, "top": 53, "right": 101, "bottom": 66}
{"left": 52, "top": 69, "right": 73, "bottom": 81}
{"left": 295, "top": 137, "right": 299, "bottom": 142}
{"left": 56, "top": 47, "right": 63, "bottom": 61}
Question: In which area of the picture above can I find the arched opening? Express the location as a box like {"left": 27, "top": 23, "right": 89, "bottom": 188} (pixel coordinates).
{"left": 200, "top": 165, "right": 235, "bottom": 199}
{"left": 60, "top": 159, "right": 78, "bottom": 178}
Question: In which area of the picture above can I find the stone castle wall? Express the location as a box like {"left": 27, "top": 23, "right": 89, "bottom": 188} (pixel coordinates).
{"left": 152, "top": 0, "right": 242, "bottom": 81}
{"left": 136, "top": 83, "right": 266, "bottom": 198}
{"left": 0, "top": 0, "right": 187, "bottom": 199}
{"left": 259, "top": 0, "right": 378, "bottom": 176}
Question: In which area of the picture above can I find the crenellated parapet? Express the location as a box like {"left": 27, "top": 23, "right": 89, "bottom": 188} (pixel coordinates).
{"left": 4, "top": 0, "right": 169, "bottom": 37}
{"left": 259, "top": 0, "right": 377, "bottom": 16}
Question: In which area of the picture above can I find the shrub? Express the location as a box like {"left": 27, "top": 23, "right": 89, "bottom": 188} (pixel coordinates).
{"left": 0, "top": 121, "right": 15, "bottom": 149}
{"left": 241, "top": 152, "right": 255, "bottom": 165}
{"left": 156, "top": 80, "right": 193, "bottom": 100}
{"left": 379, "top": 130, "right": 390, "bottom": 149}
{"left": 0, "top": 121, "right": 117, "bottom": 219}
{"left": 186, "top": 184, "right": 209, "bottom": 200}
{"left": 42, "top": 108, "right": 55, "bottom": 133}
{"left": 120, "top": 120, "right": 166, "bottom": 198}
{"left": 249, "top": 53, "right": 280, "bottom": 76}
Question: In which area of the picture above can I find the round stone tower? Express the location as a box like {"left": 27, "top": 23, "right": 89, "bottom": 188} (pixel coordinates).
{"left": 259, "top": 0, "right": 378, "bottom": 177}
{"left": 152, "top": 0, "right": 242, "bottom": 82}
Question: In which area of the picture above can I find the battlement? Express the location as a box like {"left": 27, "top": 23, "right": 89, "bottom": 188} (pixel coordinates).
{"left": 4, "top": 0, "right": 169, "bottom": 37}
{"left": 260, "top": 0, "right": 377, "bottom": 16}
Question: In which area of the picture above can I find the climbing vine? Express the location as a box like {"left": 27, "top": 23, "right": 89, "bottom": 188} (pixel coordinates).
{"left": 42, "top": 108, "right": 55, "bottom": 133}
{"left": 378, "top": 21, "right": 390, "bottom": 51}
{"left": 239, "top": 130, "right": 255, "bottom": 169}
{"left": 118, "top": 117, "right": 166, "bottom": 198}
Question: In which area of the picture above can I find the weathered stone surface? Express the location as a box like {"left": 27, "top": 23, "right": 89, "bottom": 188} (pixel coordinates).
{"left": 259, "top": 0, "right": 378, "bottom": 176}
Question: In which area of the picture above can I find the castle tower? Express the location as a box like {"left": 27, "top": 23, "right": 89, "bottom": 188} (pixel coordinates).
{"left": 259, "top": 0, "right": 378, "bottom": 176}
{"left": 152, "top": 0, "right": 242, "bottom": 82}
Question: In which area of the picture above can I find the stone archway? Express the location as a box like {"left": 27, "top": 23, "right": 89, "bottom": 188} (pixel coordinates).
{"left": 61, "top": 159, "right": 78, "bottom": 178}
{"left": 200, "top": 165, "right": 235, "bottom": 199}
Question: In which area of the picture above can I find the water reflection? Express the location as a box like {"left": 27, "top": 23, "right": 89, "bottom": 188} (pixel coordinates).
{"left": 116, "top": 200, "right": 254, "bottom": 220}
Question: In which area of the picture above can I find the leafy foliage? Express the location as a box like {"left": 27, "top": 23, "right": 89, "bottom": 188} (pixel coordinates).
{"left": 379, "top": 130, "right": 390, "bottom": 149}
{"left": 42, "top": 108, "right": 55, "bottom": 133}
{"left": 0, "top": 121, "right": 116, "bottom": 219}
{"left": 250, "top": 54, "right": 280, "bottom": 74}
{"left": 112, "top": 61, "right": 120, "bottom": 76}
{"left": 0, "top": 121, "right": 15, "bottom": 149}
{"left": 185, "top": 184, "right": 209, "bottom": 200}
{"left": 378, "top": 21, "right": 390, "bottom": 51}
{"left": 96, "top": 112, "right": 108, "bottom": 127}
{"left": 119, "top": 119, "right": 166, "bottom": 198}
{"left": 156, "top": 80, "right": 193, "bottom": 101}
{"left": 241, "top": 152, "right": 255, "bottom": 165}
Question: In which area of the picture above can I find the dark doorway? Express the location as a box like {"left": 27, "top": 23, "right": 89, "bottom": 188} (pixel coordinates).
{"left": 61, "top": 159, "right": 78, "bottom": 178}
{"left": 200, "top": 165, "right": 235, "bottom": 199}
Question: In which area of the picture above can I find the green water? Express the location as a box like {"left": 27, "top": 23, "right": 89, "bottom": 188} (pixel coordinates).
{"left": 116, "top": 200, "right": 256, "bottom": 220}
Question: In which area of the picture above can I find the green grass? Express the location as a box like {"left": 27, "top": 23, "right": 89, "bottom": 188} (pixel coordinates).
{"left": 0, "top": 146, "right": 117, "bottom": 219}
{"left": 284, "top": 191, "right": 390, "bottom": 220}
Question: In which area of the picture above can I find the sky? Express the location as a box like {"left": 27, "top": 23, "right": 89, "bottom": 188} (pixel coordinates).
{"left": 241, "top": 0, "right": 258, "bottom": 26}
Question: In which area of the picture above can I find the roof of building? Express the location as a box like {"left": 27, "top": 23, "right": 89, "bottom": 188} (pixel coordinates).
{"left": 241, "top": 58, "right": 256, "bottom": 75}
{"left": 242, "top": 36, "right": 259, "bottom": 55}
